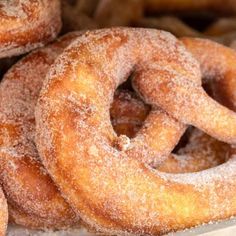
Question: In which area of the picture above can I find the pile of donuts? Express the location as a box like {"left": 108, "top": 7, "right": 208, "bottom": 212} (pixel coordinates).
{"left": 1, "top": 0, "right": 236, "bottom": 235}
{"left": 62, "top": 0, "right": 236, "bottom": 47}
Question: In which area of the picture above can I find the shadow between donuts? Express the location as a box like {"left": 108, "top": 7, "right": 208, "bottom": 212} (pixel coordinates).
{"left": 35, "top": 28, "right": 236, "bottom": 235}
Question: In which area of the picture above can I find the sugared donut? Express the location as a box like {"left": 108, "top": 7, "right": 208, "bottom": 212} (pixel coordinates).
{"left": 0, "top": 189, "right": 7, "bottom": 236}
{"left": 0, "top": 32, "right": 83, "bottom": 229}
{"left": 0, "top": 0, "right": 61, "bottom": 58}
{"left": 36, "top": 28, "right": 236, "bottom": 235}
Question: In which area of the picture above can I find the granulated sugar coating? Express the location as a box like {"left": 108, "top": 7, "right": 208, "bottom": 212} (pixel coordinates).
{"left": 0, "top": 0, "right": 61, "bottom": 58}
{"left": 182, "top": 38, "right": 236, "bottom": 112}
{"left": 0, "top": 33, "right": 84, "bottom": 229}
{"left": 35, "top": 28, "right": 236, "bottom": 235}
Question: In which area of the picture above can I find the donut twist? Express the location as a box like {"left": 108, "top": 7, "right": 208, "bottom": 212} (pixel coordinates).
{"left": 35, "top": 28, "right": 236, "bottom": 235}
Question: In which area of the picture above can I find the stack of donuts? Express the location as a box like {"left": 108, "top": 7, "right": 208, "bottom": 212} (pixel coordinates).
{"left": 1, "top": 0, "right": 236, "bottom": 236}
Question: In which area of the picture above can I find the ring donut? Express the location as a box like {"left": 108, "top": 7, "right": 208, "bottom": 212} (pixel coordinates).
{"left": 0, "top": 32, "right": 83, "bottom": 229}
{"left": 0, "top": 0, "right": 61, "bottom": 58}
{"left": 36, "top": 28, "right": 236, "bottom": 234}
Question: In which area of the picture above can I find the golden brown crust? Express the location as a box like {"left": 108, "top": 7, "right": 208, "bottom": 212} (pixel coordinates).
{"left": 36, "top": 28, "right": 236, "bottom": 235}
{"left": 0, "top": 0, "right": 61, "bottom": 58}
{"left": 0, "top": 32, "right": 84, "bottom": 229}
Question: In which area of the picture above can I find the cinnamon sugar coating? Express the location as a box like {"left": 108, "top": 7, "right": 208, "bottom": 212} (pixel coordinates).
{"left": 0, "top": 32, "right": 84, "bottom": 230}
{"left": 35, "top": 28, "right": 236, "bottom": 235}
{"left": 182, "top": 38, "right": 236, "bottom": 112}
{"left": 0, "top": 0, "right": 61, "bottom": 58}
